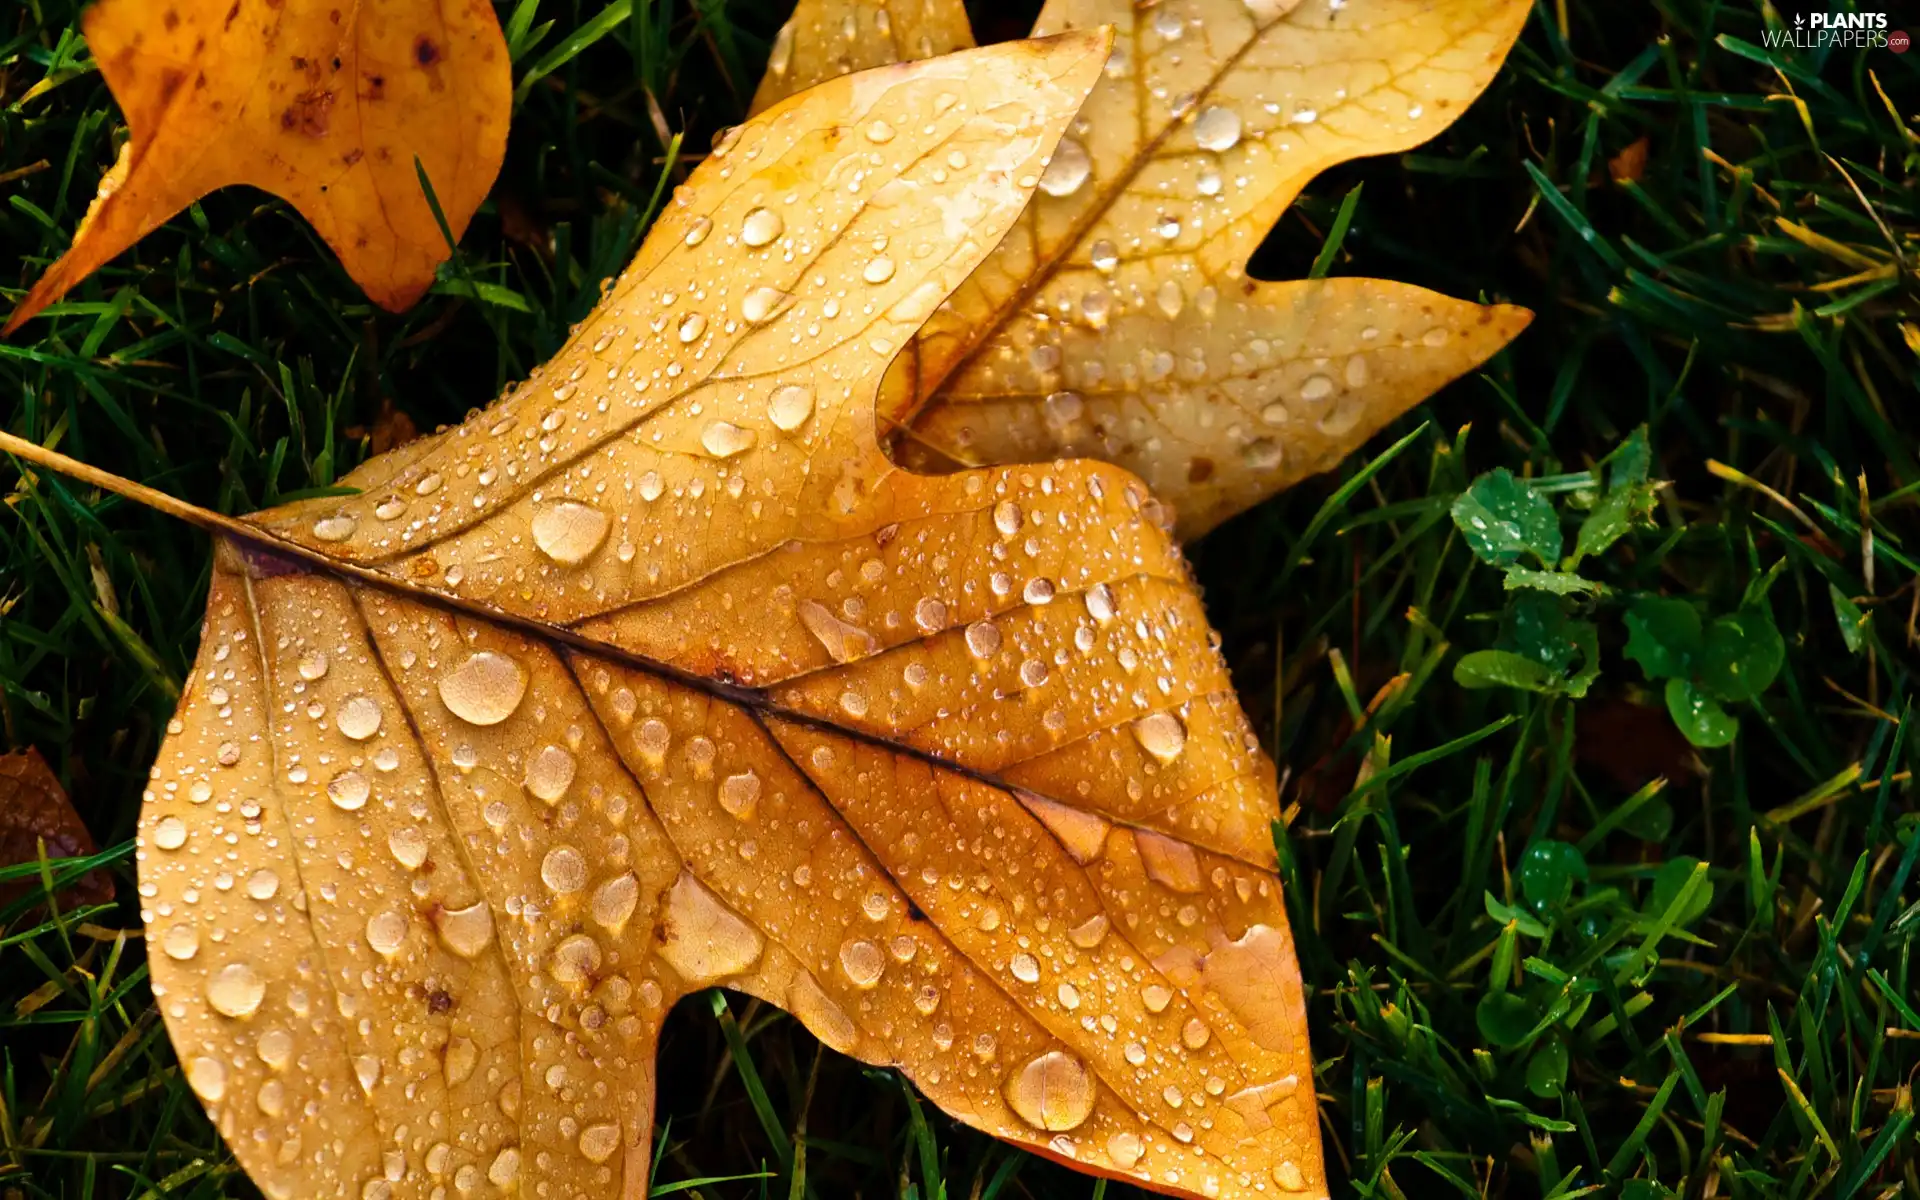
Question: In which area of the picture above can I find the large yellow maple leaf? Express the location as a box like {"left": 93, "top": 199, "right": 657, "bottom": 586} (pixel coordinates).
{"left": 4, "top": 32, "right": 1329, "bottom": 1200}
{"left": 757, "top": 0, "right": 1534, "bottom": 537}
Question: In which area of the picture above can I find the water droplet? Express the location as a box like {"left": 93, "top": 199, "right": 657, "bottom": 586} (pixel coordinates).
{"left": 1244, "top": 437, "right": 1284, "bottom": 470}
{"left": 525, "top": 745, "right": 577, "bottom": 803}
{"left": 741, "top": 285, "right": 791, "bottom": 324}
{"left": 297, "top": 649, "right": 329, "bottom": 681}
{"left": 153, "top": 816, "right": 188, "bottom": 850}
{"left": 839, "top": 938, "right": 885, "bottom": 988}
{"left": 1039, "top": 138, "right": 1092, "bottom": 197}
{"left": 658, "top": 872, "right": 764, "bottom": 983}
{"left": 1108, "top": 1131, "right": 1143, "bottom": 1169}
{"left": 863, "top": 257, "right": 897, "bottom": 285}
{"left": 864, "top": 119, "right": 895, "bottom": 144}
{"left": 701, "top": 421, "right": 755, "bottom": 458}
{"left": 1089, "top": 240, "right": 1118, "bottom": 271}
{"left": 592, "top": 872, "right": 640, "bottom": 932}
{"left": 549, "top": 933, "right": 603, "bottom": 984}
{"left": 788, "top": 972, "right": 859, "bottom": 1053}
{"left": 719, "top": 771, "right": 762, "bottom": 819}
{"left": 187, "top": 1056, "right": 227, "bottom": 1102}
{"left": 388, "top": 827, "right": 429, "bottom": 870}
{"left": 435, "top": 901, "right": 495, "bottom": 958}
{"left": 993, "top": 500, "right": 1022, "bottom": 536}
{"left": 965, "top": 620, "right": 1002, "bottom": 659}
{"left": 207, "top": 961, "right": 266, "bottom": 1018}
{"left": 1274, "top": 1161, "right": 1308, "bottom": 1191}
{"left": 1005, "top": 1051, "right": 1094, "bottom": 1131}
{"left": 488, "top": 1147, "right": 521, "bottom": 1188}
{"left": 1142, "top": 984, "right": 1173, "bottom": 1013}
{"left": 1010, "top": 953, "right": 1041, "bottom": 984}
{"left": 1069, "top": 914, "right": 1110, "bottom": 948}
{"left": 914, "top": 597, "right": 948, "bottom": 633}
{"left": 1156, "top": 280, "right": 1185, "bottom": 319}
{"left": 579, "top": 1123, "right": 621, "bottom": 1165}
{"left": 798, "top": 600, "right": 876, "bottom": 664}
{"left": 1132, "top": 712, "right": 1187, "bottom": 764}
{"left": 257, "top": 1079, "right": 286, "bottom": 1117}
{"left": 336, "top": 695, "right": 383, "bottom": 741}
{"left": 257, "top": 1028, "right": 293, "bottom": 1070}
{"left": 1182, "top": 1017, "right": 1211, "bottom": 1048}
{"left": 1085, "top": 583, "right": 1117, "bottom": 622}
{"left": 542, "top": 845, "right": 588, "bottom": 894}
{"left": 1300, "top": 373, "right": 1336, "bottom": 403}
{"left": 1293, "top": 106, "right": 1319, "bottom": 125}
{"left": 162, "top": 923, "right": 199, "bottom": 960}
{"left": 677, "top": 313, "right": 708, "bottom": 343}
{"left": 246, "top": 869, "right": 280, "bottom": 900}
{"left": 1022, "top": 577, "right": 1056, "bottom": 606}
{"left": 366, "top": 910, "right": 407, "bottom": 957}
{"left": 439, "top": 651, "right": 528, "bottom": 726}
{"left": 312, "top": 515, "right": 356, "bottom": 542}
{"left": 414, "top": 472, "right": 443, "bottom": 496}
{"left": 741, "top": 208, "right": 784, "bottom": 247}
{"left": 532, "top": 501, "right": 610, "bottom": 566}
{"left": 1154, "top": 7, "right": 1184, "bottom": 38}
{"left": 686, "top": 215, "right": 714, "bottom": 246}
{"left": 767, "top": 385, "right": 815, "bottom": 431}
{"left": 328, "top": 770, "right": 371, "bottom": 811}
{"left": 1194, "top": 106, "right": 1243, "bottom": 151}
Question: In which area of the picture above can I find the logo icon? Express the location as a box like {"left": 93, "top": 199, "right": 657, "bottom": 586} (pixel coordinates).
{"left": 1893, "top": 29, "right": 1912, "bottom": 51}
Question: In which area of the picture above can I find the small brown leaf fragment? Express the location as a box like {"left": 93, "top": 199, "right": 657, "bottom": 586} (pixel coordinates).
{"left": 1610, "top": 137, "right": 1651, "bottom": 184}
{"left": 4, "top": 0, "right": 511, "bottom": 333}
{"left": 0, "top": 749, "right": 112, "bottom": 911}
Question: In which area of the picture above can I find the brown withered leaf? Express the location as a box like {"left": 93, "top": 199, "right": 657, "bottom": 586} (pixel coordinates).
{"left": 750, "top": 0, "right": 976, "bottom": 115}
{"left": 4, "top": 0, "right": 510, "bottom": 334}
{"left": 0, "top": 749, "right": 113, "bottom": 911}
{"left": 7, "top": 35, "right": 1327, "bottom": 1200}
{"left": 760, "top": 0, "right": 1535, "bottom": 537}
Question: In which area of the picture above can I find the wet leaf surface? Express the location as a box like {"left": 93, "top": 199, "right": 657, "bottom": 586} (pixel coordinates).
{"left": 4, "top": 0, "right": 510, "bottom": 332}
{"left": 801, "top": 0, "right": 1538, "bottom": 536}
{"left": 750, "top": 0, "right": 976, "bottom": 115}
{"left": 0, "top": 749, "right": 112, "bottom": 911}
{"left": 120, "top": 36, "right": 1326, "bottom": 1200}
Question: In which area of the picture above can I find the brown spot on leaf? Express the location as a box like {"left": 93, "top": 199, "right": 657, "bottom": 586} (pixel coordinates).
{"left": 281, "top": 89, "right": 334, "bottom": 137}
{"left": 1187, "top": 457, "right": 1215, "bottom": 484}
{"left": 415, "top": 36, "right": 441, "bottom": 67}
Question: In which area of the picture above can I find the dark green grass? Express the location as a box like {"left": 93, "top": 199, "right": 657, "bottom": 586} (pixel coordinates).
{"left": 2, "top": 0, "right": 1917, "bottom": 1196}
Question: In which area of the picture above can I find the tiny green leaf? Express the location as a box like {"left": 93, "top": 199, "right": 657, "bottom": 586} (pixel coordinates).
{"left": 1451, "top": 469, "right": 1561, "bottom": 568}
{"left": 1476, "top": 991, "right": 1540, "bottom": 1047}
{"left": 1504, "top": 567, "right": 1601, "bottom": 596}
{"left": 1571, "top": 481, "right": 1657, "bottom": 565}
{"left": 1666, "top": 678, "right": 1739, "bottom": 748}
{"left": 1698, "top": 610, "right": 1785, "bottom": 702}
{"left": 1624, "top": 597, "right": 1700, "bottom": 681}
{"left": 1828, "top": 583, "right": 1867, "bottom": 655}
{"left": 1455, "top": 650, "right": 1565, "bottom": 694}
{"left": 1526, "top": 1039, "right": 1570, "bottom": 1098}
{"left": 1517, "top": 840, "right": 1589, "bottom": 910}
{"left": 1644, "top": 856, "right": 1715, "bottom": 928}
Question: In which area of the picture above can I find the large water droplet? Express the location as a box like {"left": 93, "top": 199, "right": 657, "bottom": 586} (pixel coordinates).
{"left": 741, "top": 285, "right": 792, "bottom": 324}
{"left": 162, "top": 923, "right": 200, "bottom": 960}
{"left": 862, "top": 257, "right": 897, "bottom": 284}
{"left": 1107, "top": 1131, "right": 1144, "bottom": 1170}
{"left": 153, "top": 815, "right": 188, "bottom": 850}
{"left": 1011, "top": 953, "right": 1041, "bottom": 984}
{"left": 658, "top": 871, "right": 763, "bottom": 983}
{"left": 542, "top": 845, "right": 588, "bottom": 894}
{"left": 207, "top": 961, "right": 266, "bottom": 1018}
{"left": 336, "top": 695, "right": 383, "bottom": 741}
{"left": 389, "top": 827, "right": 429, "bottom": 870}
{"left": 246, "top": 868, "right": 280, "bottom": 900}
{"left": 435, "top": 901, "right": 495, "bottom": 958}
{"left": 677, "top": 313, "right": 707, "bottom": 343}
{"left": 579, "top": 1123, "right": 621, "bottom": 1165}
{"left": 719, "top": 771, "right": 761, "bottom": 820}
{"left": 187, "top": 1056, "right": 228, "bottom": 1102}
{"left": 701, "top": 421, "right": 755, "bottom": 458}
{"left": 257, "top": 1027, "right": 294, "bottom": 1070}
{"left": 297, "top": 649, "right": 330, "bottom": 681}
{"left": 366, "top": 910, "right": 408, "bottom": 957}
{"left": 767, "top": 385, "right": 815, "bottom": 432}
{"left": 798, "top": 600, "right": 876, "bottom": 664}
{"left": 1132, "top": 712, "right": 1187, "bottom": 764}
{"left": 1039, "top": 138, "right": 1092, "bottom": 197}
{"left": 549, "top": 933, "right": 603, "bottom": 984}
{"left": 1005, "top": 1051, "right": 1095, "bottom": 1131}
{"left": 839, "top": 938, "right": 885, "bottom": 988}
{"left": 328, "top": 770, "right": 371, "bottom": 812}
{"left": 439, "top": 652, "right": 528, "bottom": 727}
{"left": 741, "top": 208, "right": 784, "bottom": 247}
{"left": 312, "top": 515, "right": 356, "bottom": 543}
{"left": 532, "top": 501, "right": 610, "bottom": 566}
{"left": 525, "top": 745, "right": 577, "bottom": 803}
{"left": 1193, "top": 106, "right": 1243, "bottom": 152}
{"left": 1274, "top": 1161, "right": 1309, "bottom": 1191}
{"left": 592, "top": 872, "right": 640, "bottom": 932}
{"left": 965, "top": 620, "right": 1002, "bottom": 659}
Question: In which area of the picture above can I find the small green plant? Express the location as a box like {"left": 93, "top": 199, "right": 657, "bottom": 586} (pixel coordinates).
{"left": 1450, "top": 429, "right": 1785, "bottom": 747}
